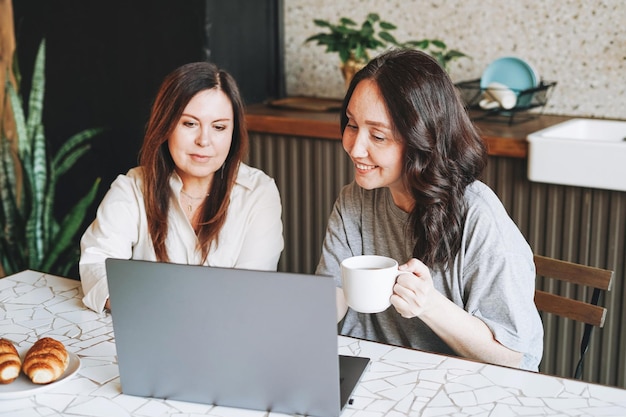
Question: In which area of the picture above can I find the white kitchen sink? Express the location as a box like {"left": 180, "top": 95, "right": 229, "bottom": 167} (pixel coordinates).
{"left": 527, "top": 118, "right": 626, "bottom": 191}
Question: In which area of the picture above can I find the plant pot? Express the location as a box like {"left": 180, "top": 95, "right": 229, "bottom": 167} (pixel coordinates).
{"left": 340, "top": 58, "right": 367, "bottom": 90}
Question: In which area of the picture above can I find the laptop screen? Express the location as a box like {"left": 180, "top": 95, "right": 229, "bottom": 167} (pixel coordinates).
{"left": 106, "top": 259, "right": 368, "bottom": 417}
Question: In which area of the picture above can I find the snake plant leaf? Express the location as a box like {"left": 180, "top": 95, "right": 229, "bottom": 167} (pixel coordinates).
{"left": 25, "top": 40, "right": 46, "bottom": 156}
{"left": 0, "top": 144, "right": 25, "bottom": 278}
{"left": 6, "top": 80, "right": 29, "bottom": 159}
{"left": 52, "top": 127, "right": 104, "bottom": 178}
{"left": 0, "top": 136, "right": 20, "bottom": 227}
{"left": 0, "top": 238, "right": 20, "bottom": 276}
{"left": 21, "top": 127, "right": 44, "bottom": 267}
{"left": 42, "top": 181, "right": 56, "bottom": 257}
{"left": 28, "top": 123, "right": 48, "bottom": 265}
{"left": 39, "top": 177, "right": 101, "bottom": 272}
{"left": 53, "top": 143, "right": 91, "bottom": 180}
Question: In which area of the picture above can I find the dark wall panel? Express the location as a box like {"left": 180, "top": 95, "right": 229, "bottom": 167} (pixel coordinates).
{"left": 205, "top": 0, "right": 284, "bottom": 104}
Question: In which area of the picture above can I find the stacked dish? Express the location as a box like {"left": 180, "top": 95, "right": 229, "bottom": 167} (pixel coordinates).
{"left": 479, "top": 56, "right": 540, "bottom": 109}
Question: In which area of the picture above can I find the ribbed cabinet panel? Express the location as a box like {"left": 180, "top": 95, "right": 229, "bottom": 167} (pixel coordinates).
{"left": 247, "top": 133, "right": 353, "bottom": 274}
{"left": 482, "top": 156, "right": 625, "bottom": 388}
{"left": 247, "top": 133, "right": 625, "bottom": 388}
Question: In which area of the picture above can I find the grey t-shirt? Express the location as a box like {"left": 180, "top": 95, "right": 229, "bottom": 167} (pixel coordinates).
{"left": 316, "top": 180, "right": 543, "bottom": 371}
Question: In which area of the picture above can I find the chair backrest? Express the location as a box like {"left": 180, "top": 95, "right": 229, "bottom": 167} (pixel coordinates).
{"left": 533, "top": 254, "right": 613, "bottom": 379}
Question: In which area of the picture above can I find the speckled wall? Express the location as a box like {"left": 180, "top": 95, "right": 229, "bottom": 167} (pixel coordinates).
{"left": 284, "top": 0, "right": 625, "bottom": 119}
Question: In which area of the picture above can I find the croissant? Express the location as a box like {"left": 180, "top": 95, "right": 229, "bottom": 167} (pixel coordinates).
{"left": 22, "top": 337, "right": 69, "bottom": 384}
{"left": 0, "top": 338, "right": 21, "bottom": 384}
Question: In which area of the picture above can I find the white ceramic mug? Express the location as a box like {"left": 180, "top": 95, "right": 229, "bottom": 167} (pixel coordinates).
{"left": 479, "top": 81, "right": 518, "bottom": 110}
{"left": 340, "top": 255, "right": 400, "bottom": 313}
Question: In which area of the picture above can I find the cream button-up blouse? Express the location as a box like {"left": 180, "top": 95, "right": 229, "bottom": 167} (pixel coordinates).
{"left": 79, "top": 163, "right": 284, "bottom": 312}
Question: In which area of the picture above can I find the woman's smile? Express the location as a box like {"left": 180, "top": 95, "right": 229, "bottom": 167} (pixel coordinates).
{"left": 354, "top": 162, "right": 378, "bottom": 173}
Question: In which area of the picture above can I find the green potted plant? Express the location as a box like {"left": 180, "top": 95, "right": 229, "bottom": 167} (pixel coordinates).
{"left": 305, "top": 13, "right": 469, "bottom": 86}
{"left": 0, "top": 40, "right": 104, "bottom": 278}
{"left": 304, "top": 13, "right": 394, "bottom": 86}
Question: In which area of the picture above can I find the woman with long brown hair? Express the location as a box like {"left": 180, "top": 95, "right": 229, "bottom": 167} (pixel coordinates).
{"left": 80, "top": 62, "right": 283, "bottom": 312}
{"left": 317, "top": 49, "right": 543, "bottom": 370}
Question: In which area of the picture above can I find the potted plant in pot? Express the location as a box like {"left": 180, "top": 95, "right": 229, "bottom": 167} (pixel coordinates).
{"left": 304, "top": 13, "right": 393, "bottom": 87}
{"left": 305, "top": 13, "right": 469, "bottom": 87}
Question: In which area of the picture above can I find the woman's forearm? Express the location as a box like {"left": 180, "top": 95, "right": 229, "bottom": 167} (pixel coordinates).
{"left": 420, "top": 291, "right": 523, "bottom": 368}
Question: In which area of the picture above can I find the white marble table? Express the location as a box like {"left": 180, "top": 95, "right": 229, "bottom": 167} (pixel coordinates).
{"left": 1, "top": 270, "right": 625, "bottom": 416}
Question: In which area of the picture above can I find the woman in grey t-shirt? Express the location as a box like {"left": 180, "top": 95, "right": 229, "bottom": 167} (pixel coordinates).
{"left": 316, "top": 49, "right": 543, "bottom": 371}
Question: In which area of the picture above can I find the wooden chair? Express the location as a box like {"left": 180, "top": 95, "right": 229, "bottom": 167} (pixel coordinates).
{"left": 533, "top": 254, "right": 613, "bottom": 379}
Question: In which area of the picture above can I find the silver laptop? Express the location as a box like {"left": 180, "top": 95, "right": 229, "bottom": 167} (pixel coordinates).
{"left": 105, "top": 258, "right": 370, "bottom": 417}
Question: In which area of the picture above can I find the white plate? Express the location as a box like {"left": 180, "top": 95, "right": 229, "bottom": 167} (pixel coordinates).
{"left": 0, "top": 352, "right": 81, "bottom": 400}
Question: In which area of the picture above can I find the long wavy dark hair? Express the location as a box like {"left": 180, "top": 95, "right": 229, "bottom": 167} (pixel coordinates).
{"left": 139, "top": 62, "right": 248, "bottom": 262}
{"left": 341, "top": 49, "right": 487, "bottom": 267}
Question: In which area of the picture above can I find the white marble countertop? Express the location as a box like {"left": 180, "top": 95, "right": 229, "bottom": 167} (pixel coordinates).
{"left": 1, "top": 270, "right": 625, "bottom": 416}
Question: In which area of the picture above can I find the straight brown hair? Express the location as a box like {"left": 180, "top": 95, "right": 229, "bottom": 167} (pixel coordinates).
{"left": 139, "top": 62, "right": 248, "bottom": 262}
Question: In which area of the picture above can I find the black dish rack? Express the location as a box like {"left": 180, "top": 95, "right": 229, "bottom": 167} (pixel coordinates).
{"left": 455, "top": 79, "right": 557, "bottom": 125}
